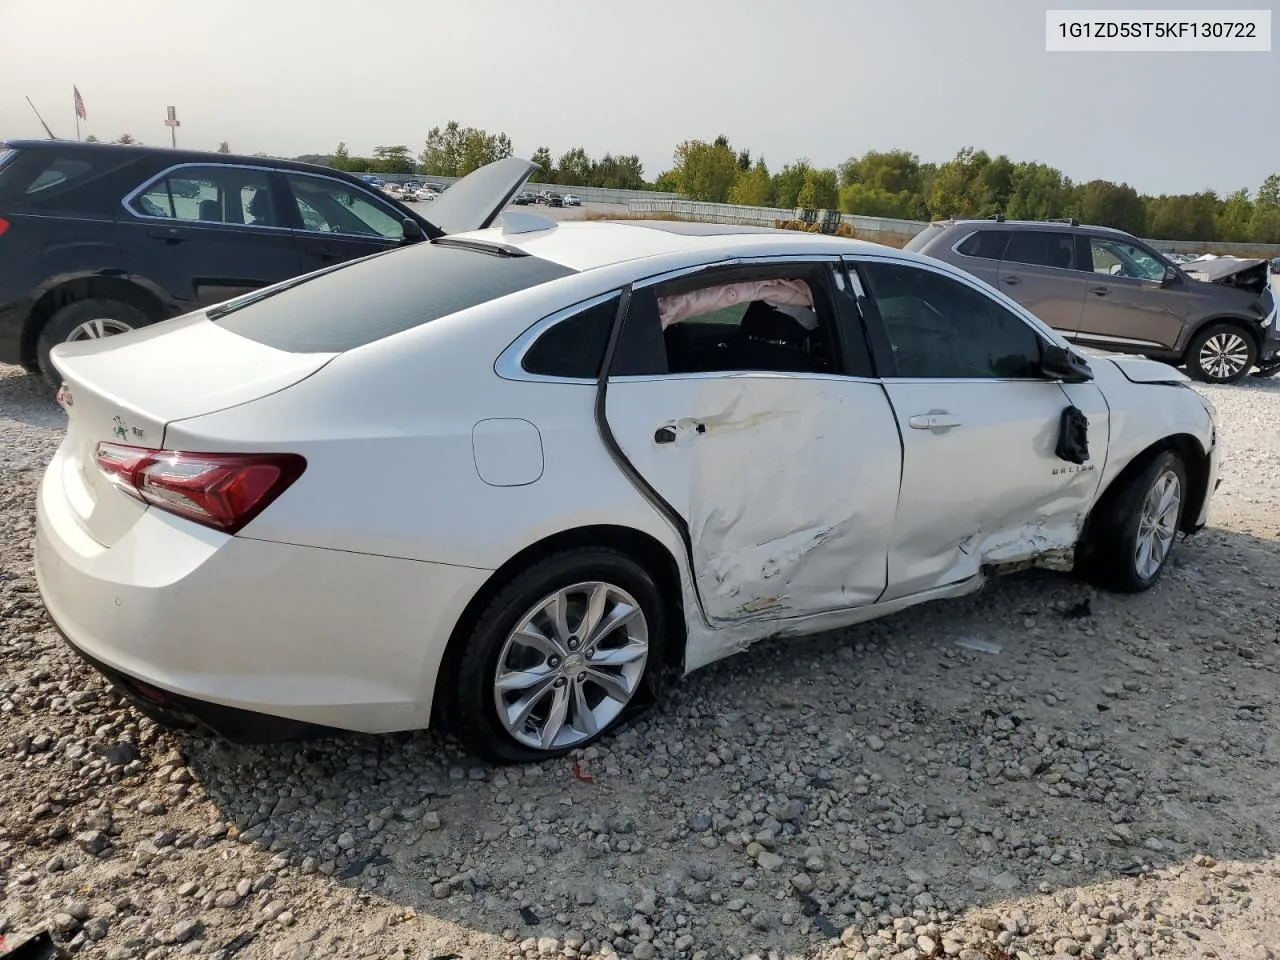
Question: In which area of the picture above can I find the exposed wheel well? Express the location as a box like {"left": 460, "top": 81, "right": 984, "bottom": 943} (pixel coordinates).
{"left": 1082, "top": 433, "right": 1210, "bottom": 550}
{"left": 431, "top": 524, "right": 687, "bottom": 717}
{"left": 20, "top": 277, "right": 168, "bottom": 366}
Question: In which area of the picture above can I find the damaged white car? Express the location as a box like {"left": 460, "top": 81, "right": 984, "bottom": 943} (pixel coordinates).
{"left": 35, "top": 158, "right": 1221, "bottom": 762}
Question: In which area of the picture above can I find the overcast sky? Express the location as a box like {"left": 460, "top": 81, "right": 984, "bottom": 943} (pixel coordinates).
{"left": 1, "top": 0, "right": 1275, "bottom": 195}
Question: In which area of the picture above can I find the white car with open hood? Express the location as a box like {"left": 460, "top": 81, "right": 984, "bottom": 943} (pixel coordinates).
{"left": 34, "top": 158, "right": 1221, "bottom": 762}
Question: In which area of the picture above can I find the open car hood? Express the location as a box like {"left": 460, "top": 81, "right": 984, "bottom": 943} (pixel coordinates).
{"left": 1180, "top": 256, "right": 1271, "bottom": 294}
{"left": 421, "top": 156, "right": 539, "bottom": 236}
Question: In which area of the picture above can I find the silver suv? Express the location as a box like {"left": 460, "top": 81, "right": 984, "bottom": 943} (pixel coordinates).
{"left": 907, "top": 217, "right": 1279, "bottom": 383}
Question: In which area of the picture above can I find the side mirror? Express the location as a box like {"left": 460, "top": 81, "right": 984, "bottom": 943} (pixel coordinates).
{"left": 1041, "top": 343, "right": 1094, "bottom": 382}
{"left": 402, "top": 218, "right": 424, "bottom": 243}
{"left": 1161, "top": 265, "right": 1178, "bottom": 286}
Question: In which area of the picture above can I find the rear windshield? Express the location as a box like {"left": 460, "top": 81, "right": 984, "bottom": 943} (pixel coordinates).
{"left": 214, "top": 241, "right": 576, "bottom": 353}
{"left": 903, "top": 223, "right": 946, "bottom": 253}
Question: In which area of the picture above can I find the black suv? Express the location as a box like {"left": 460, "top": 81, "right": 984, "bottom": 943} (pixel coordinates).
{"left": 0, "top": 141, "right": 534, "bottom": 384}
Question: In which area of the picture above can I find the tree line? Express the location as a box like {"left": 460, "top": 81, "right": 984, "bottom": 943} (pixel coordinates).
{"left": 81, "top": 121, "right": 1280, "bottom": 243}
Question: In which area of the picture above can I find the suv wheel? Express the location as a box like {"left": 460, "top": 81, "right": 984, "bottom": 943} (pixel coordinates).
{"left": 1185, "top": 322, "right": 1256, "bottom": 384}
{"left": 37, "top": 299, "right": 151, "bottom": 387}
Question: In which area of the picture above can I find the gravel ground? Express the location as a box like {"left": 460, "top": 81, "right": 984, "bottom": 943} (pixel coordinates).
{"left": 1, "top": 360, "right": 1278, "bottom": 960}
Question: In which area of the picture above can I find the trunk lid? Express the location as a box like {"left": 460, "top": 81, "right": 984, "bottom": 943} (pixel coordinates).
{"left": 419, "top": 156, "right": 538, "bottom": 235}
{"left": 50, "top": 314, "right": 334, "bottom": 547}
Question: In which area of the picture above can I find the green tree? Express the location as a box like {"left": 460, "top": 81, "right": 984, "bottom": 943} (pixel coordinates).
{"left": 372, "top": 145, "right": 415, "bottom": 174}
{"left": 216, "top": 141, "right": 231, "bottom": 154}
{"left": 419, "top": 122, "right": 512, "bottom": 177}
{"left": 1214, "top": 188, "right": 1253, "bottom": 241}
{"left": 1073, "top": 179, "right": 1145, "bottom": 235}
{"left": 839, "top": 149, "right": 923, "bottom": 195}
{"left": 671, "top": 138, "right": 740, "bottom": 202}
{"left": 737, "top": 148, "right": 751, "bottom": 172}
{"left": 84, "top": 134, "right": 100, "bottom": 142}
{"left": 594, "top": 154, "right": 646, "bottom": 190}
{"left": 929, "top": 148, "right": 999, "bottom": 219}
{"left": 328, "top": 142, "right": 352, "bottom": 171}
{"left": 529, "top": 146, "right": 553, "bottom": 182}
{"left": 771, "top": 160, "right": 813, "bottom": 209}
{"left": 796, "top": 168, "right": 839, "bottom": 210}
{"left": 729, "top": 159, "right": 773, "bottom": 206}
{"left": 1146, "top": 192, "right": 1218, "bottom": 241}
{"left": 1249, "top": 174, "right": 1280, "bottom": 243}
{"left": 555, "top": 146, "right": 593, "bottom": 186}
{"left": 652, "top": 170, "right": 680, "bottom": 193}
{"left": 1004, "top": 162, "right": 1071, "bottom": 221}
{"left": 114, "top": 133, "right": 137, "bottom": 145}
{"left": 839, "top": 184, "right": 918, "bottom": 218}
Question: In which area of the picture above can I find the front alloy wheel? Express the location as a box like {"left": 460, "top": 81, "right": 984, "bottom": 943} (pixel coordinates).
{"left": 1187, "top": 323, "right": 1256, "bottom": 383}
{"left": 1133, "top": 469, "right": 1180, "bottom": 581}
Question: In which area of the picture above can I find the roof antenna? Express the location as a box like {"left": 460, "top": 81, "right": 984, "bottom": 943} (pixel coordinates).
{"left": 24, "top": 96, "right": 59, "bottom": 139}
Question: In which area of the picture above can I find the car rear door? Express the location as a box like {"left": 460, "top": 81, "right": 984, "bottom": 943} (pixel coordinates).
{"left": 995, "top": 230, "right": 1089, "bottom": 338}
{"left": 601, "top": 258, "right": 903, "bottom": 626}
{"left": 117, "top": 163, "right": 301, "bottom": 311}
{"left": 849, "top": 256, "right": 1107, "bottom": 601}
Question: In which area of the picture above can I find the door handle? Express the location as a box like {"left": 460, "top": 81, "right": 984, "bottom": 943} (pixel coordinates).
{"left": 147, "top": 229, "right": 187, "bottom": 244}
{"left": 1002, "top": 275, "right": 1020, "bottom": 286}
{"left": 302, "top": 242, "right": 339, "bottom": 259}
{"left": 908, "top": 413, "right": 962, "bottom": 430}
{"left": 1089, "top": 285, "right": 1110, "bottom": 296}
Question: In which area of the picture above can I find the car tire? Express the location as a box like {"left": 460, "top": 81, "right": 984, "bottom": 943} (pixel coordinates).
{"left": 442, "top": 548, "right": 667, "bottom": 764}
{"left": 1081, "top": 450, "right": 1187, "bottom": 594}
{"left": 37, "top": 298, "right": 152, "bottom": 388}
{"left": 1184, "top": 322, "right": 1257, "bottom": 384}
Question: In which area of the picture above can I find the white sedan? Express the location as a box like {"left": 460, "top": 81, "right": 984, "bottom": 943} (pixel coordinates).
{"left": 35, "top": 158, "right": 1220, "bottom": 763}
{"left": 563, "top": 193, "right": 582, "bottom": 206}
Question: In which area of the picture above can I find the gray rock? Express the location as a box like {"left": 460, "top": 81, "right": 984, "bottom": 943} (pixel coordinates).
{"left": 75, "top": 830, "right": 109, "bottom": 855}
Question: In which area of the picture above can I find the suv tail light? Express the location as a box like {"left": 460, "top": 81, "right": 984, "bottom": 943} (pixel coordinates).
{"left": 0, "top": 217, "right": 10, "bottom": 237}
{"left": 94, "top": 443, "right": 305, "bottom": 534}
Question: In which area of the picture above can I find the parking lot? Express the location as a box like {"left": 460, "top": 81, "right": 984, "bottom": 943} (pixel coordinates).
{"left": 1, "top": 290, "right": 1279, "bottom": 959}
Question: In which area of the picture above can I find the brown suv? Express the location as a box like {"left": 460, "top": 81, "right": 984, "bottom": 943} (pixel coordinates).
{"left": 907, "top": 217, "right": 1279, "bottom": 383}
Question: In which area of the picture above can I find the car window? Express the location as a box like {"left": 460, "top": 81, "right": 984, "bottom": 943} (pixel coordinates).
{"left": 646, "top": 268, "right": 840, "bottom": 375}
{"left": 1089, "top": 237, "right": 1166, "bottom": 281}
{"left": 24, "top": 158, "right": 95, "bottom": 195}
{"left": 284, "top": 174, "right": 404, "bottom": 239}
{"left": 955, "top": 229, "right": 1010, "bottom": 260}
{"left": 131, "top": 165, "right": 280, "bottom": 226}
{"left": 522, "top": 295, "right": 620, "bottom": 379}
{"left": 858, "top": 262, "right": 1043, "bottom": 379}
{"left": 1002, "top": 231, "right": 1078, "bottom": 270}
{"left": 213, "top": 242, "right": 577, "bottom": 353}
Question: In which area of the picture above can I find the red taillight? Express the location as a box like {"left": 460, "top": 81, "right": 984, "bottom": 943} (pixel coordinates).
{"left": 94, "top": 443, "right": 305, "bottom": 535}
{"left": 0, "top": 217, "right": 9, "bottom": 237}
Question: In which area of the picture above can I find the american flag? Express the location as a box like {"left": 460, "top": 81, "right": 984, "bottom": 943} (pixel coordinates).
{"left": 74, "top": 86, "right": 86, "bottom": 121}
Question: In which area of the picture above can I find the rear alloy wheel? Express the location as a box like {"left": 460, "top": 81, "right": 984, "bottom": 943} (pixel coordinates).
{"left": 37, "top": 298, "right": 152, "bottom": 388}
{"left": 444, "top": 548, "right": 666, "bottom": 763}
{"left": 1080, "top": 450, "right": 1187, "bottom": 593}
{"left": 1186, "top": 323, "right": 1256, "bottom": 383}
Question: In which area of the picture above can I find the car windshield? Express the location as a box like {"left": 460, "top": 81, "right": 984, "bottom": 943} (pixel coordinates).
{"left": 904, "top": 223, "right": 947, "bottom": 252}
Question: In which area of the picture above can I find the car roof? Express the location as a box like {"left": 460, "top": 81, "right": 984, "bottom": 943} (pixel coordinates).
{"left": 448, "top": 219, "right": 898, "bottom": 272}
{"left": 1, "top": 138, "right": 372, "bottom": 183}
{"left": 935, "top": 218, "right": 1136, "bottom": 239}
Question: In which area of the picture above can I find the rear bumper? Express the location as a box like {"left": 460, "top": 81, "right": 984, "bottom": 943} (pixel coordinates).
{"left": 34, "top": 447, "right": 490, "bottom": 738}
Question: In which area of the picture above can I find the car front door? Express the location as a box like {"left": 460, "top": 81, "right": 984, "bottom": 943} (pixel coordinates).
{"left": 602, "top": 258, "right": 903, "bottom": 626}
{"left": 995, "top": 230, "right": 1090, "bottom": 338}
{"left": 117, "top": 164, "right": 301, "bottom": 311}
{"left": 281, "top": 173, "right": 411, "bottom": 271}
{"left": 1076, "top": 235, "right": 1189, "bottom": 351}
{"left": 849, "top": 257, "right": 1108, "bottom": 602}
